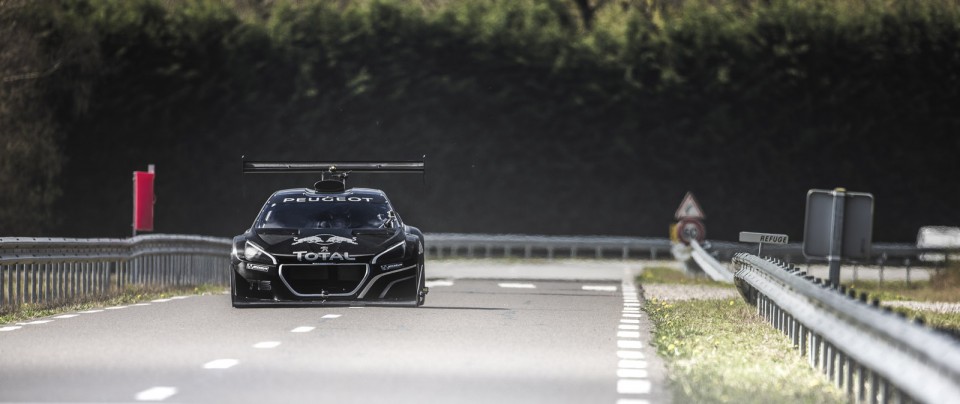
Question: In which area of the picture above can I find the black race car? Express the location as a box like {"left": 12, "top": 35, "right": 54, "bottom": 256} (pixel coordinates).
{"left": 230, "top": 160, "right": 427, "bottom": 307}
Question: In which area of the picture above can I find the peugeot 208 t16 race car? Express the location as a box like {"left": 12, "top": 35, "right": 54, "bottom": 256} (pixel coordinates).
{"left": 230, "top": 160, "right": 427, "bottom": 307}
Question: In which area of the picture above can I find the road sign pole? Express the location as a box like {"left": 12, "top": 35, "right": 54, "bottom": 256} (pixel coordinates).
{"left": 828, "top": 189, "right": 846, "bottom": 286}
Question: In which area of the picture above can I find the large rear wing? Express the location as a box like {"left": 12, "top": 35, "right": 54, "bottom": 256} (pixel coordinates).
{"left": 241, "top": 156, "right": 425, "bottom": 192}
{"left": 242, "top": 159, "right": 425, "bottom": 174}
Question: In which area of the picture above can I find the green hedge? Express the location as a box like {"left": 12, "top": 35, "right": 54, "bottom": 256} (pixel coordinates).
{"left": 4, "top": 0, "right": 959, "bottom": 240}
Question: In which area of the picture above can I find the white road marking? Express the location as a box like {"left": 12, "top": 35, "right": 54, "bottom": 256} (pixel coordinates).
{"left": 620, "top": 319, "right": 640, "bottom": 324}
{"left": 618, "top": 359, "right": 648, "bottom": 368}
{"left": 425, "top": 280, "right": 454, "bottom": 287}
{"left": 349, "top": 306, "right": 364, "bottom": 309}
{"left": 79, "top": 310, "right": 104, "bottom": 314}
{"left": 617, "top": 350, "right": 645, "bottom": 359}
{"left": 617, "top": 340, "right": 644, "bottom": 349}
{"left": 106, "top": 306, "right": 128, "bottom": 310}
{"left": 135, "top": 386, "right": 177, "bottom": 401}
{"left": 151, "top": 299, "right": 171, "bottom": 303}
{"left": 19, "top": 320, "right": 53, "bottom": 325}
{"left": 0, "top": 326, "right": 22, "bottom": 332}
{"left": 133, "top": 303, "right": 151, "bottom": 306}
{"left": 203, "top": 359, "right": 239, "bottom": 369}
{"left": 623, "top": 303, "right": 640, "bottom": 307}
{"left": 617, "top": 369, "right": 649, "bottom": 378}
{"left": 582, "top": 285, "right": 617, "bottom": 292}
{"left": 171, "top": 296, "right": 190, "bottom": 300}
{"left": 617, "top": 379, "right": 652, "bottom": 394}
{"left": 498, "top": 282, "right": 536, "bottom": 289}
{"left": 54, "top": 314, "right": 79, "bottom": 319}
{"left": 322, "top": 314, "right": 342, "bottom": 319}
{"left": 253, "top": 341, "right": 281, "bottom": 349}
{"left": 622, "top": 313, "right": 642, "bottom": 318}
{"left": 622, "top": 309, "right": 640, "bottom": 313}
{"left": 619, "top": 324, "right": 640, "bottom": 330}
{"left": 616, "top": 399, "right": 650, "bottom": 404}
{"left": 291, "top": 326, "right": 315, "bottom": 333}
{"left": 623, "top": 299, "right": 640, "bottom": 303}
{"left": 617, "top": 331, "right": 641, "bottom": 339}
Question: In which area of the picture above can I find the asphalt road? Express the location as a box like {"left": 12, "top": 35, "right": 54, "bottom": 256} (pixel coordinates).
{"left": 0, "top": 263, "right": 670, "bottom": 404}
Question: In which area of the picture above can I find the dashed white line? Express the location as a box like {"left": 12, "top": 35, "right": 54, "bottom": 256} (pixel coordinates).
{"left": 203, "top": 359, "right": 239, "bottom": 369}
{"left": 617, "top": 331, "right": 641, "bottom": 339}
{"left": 620, "top": 319, "right": 640, "bottom": 324}
{"left": 53, "top": 314, "right": 79, "bottom": 319}
{"left": 618, "top": 359, "right": 648, "bottom": 368}
{"left": 349, "top": 306, "right": 364, "bottom": 309}
{"left": 622, "top": 313, "right": 642, "bottom": 318}
{"left": 135, "top": 386, "right": 177, "bottom": 401}
{"left": 425, "top": 280, "right": 454, "bottom": 287}
{"left": 616, "top": 399, "right": 651, "bottom": 404}
{"left": 253, "top": 341, "right": 281, "bottom": 349}
{"left": 322, "top": 314, "right": 342, "bottom": 319}
{"left": 617, "top": 340, "right": 644, "bottom": 349}
{"left": 617, "top": 369, "right": 649, "bottom": 378}
{"left": 617, "top": 350, "right": 645, "bottom": 359}
{"left": 617, "top": 379, "right": 652, "bottom": 394}
{"left": 618, "top": 324, "right": 640, "bottom": 330}
{"left": 291, "top": 326, "right": 315, "bottom": 333}
{"left": 498, "top": 282, "right": 536, "bottom": 289}
{"left": 582, "top": 285, "right": 618, "bottom": 292}
{"left": 0, "top": 326, "right": 22, "bottom": 332}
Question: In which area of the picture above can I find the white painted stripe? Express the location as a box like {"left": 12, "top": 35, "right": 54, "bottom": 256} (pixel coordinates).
{"left": 619, "top": 324, "right": 640, "bottom": 330}
{"left": 0, "top": 326, "right": 22, "bottom": 332}
{"left": 498, "top": 282, "right": 536, "bottom": 289}
{"left": 582, "top": 285, "right": 617, "bottom": 292}
{"left": 54, "top": 314, "right": 80, "bottom": 319}
{"left": 616, "top": 399, "right": 650, "bottom": 404}
{"left": 622, "top": 309, "right": 640, "bottom": 313}
{"left": 349, "top": 306, "right": 364, "bottom": 309}
{"left": 622, "top": 313, "right": 641, "bottom": 318}
{"left": 253, "top": 341, "right": 281, "bottom": 349}
{"left": 133, "top": 303, "right": 151, "bottom": 306}
{"left": 623, "top": 299, "right": 640, "bottom": 303}
{"left": 623, "top": 303, "right": 640, "bottom": 307}
{"left": 291, "top": 326, "right": 315, "bottom": 333}
{"left": 620, "top": 319, "right": 640, "bottom": 324}
{"left": 618, "top": 340, "right": 644, "bottom": 349}
{"left": 617, "top": 368, "right": 649, "bottom": 378}
{"left": 617, "top": 331, "right": 641, "bottom": 339}
{"left": 79, "top": 309, "right": 104, "bottom": 314}
{"left": 617, "top": 379, "right": 652, "bottom": 394}
{"left": 21, "top": 320, "right": 53, "bottom": 325}
{"left": 106, "top": 306, "right": 128, "bottom": 310}
{"left": 617, "top": 350, "right": 645, "bottom": 359}
{"left": 151, "top": 299, "right": 171, "bottom": 303}
{"left": 203, "top": 359, "right": 238, "bottom": 369}
{"left": 322, "top": 314, "right": 342, "bottom": 319}
{"left": 135, "top": 386, "right": 177, "bottom": 401}
{"left": 425, "top": 280, "right": 454, "bottom": 287}
{"left": 171, "top": 296, "right": 189, "bottom": 299}
{"left": 618, "top": 359, "right": 648, "bottom": 368}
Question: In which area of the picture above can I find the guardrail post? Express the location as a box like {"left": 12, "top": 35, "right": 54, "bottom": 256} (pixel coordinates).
{"left": 622, "top": 246, "right": 628, "bottom": 261}
{"left": 524, "top": 245, "right": 532, "bottom": 259}
{"left": 904, "top": 258, "right": 911, "bottom": 286}
{"left": 547, "top": 247, "right": 554, "bottom": 260}
{"left": 595, "top": 246, "right": 602, "bottom": 259}
{"left": 650, "top": 247, "right": 657, "bottom": 260}
{"left": 570, "top": 246, "right": 577, "bottom": 259}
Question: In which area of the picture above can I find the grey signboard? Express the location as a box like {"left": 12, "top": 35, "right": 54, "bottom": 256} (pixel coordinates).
{"left": 803, "top": 189, "right": 874, "bottom": 260}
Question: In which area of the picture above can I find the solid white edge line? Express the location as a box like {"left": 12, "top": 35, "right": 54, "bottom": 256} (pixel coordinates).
{"left": 322, "top": 314, "right": 342, "bottom": 319}
{"left": 425, "top": 280, "right": 454, "bottom": 287}
{"left": 253, "top": 341, "right": 281, "bottom": 349}
{"left": 20, "top": 320, "right": 53, "bottom": 325}
{"left": 53, "top": 314, "right": 80, "bottom": 319}
{"left": 0, "top": 326, "right": 22, "bottom": 332}
{"left": 106, "top": 306, "right": 128, "bottom": 310}
{"left": 79, "top": 310, "right": 104, "bottom": 314}
{"left": 291, "top": 326, "right": 315, "bottom": 333}
{"left": 135, "top": 386, "right": 178, "bottom": 401}
{"left": 151, "top": 299, "right": 171, "bottom": 303}
{"left": 582, "top": 285, "right": 618, "bottom": 292}
{"left": 202, "top": 359, "right": 239, "bottom": 369}
{"left": 133, "top": 303, "right": 151, "bottom": 306}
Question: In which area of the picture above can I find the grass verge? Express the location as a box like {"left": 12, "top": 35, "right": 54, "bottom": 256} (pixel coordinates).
{"left": 639, "top": 266, "right": 735, "bottom": 288}
{"left": 0, "top": 284, "right": 225, "bottom": 325}
{"left": 844, "top": 268, "right": 960, "bottom": 303}
{"left": 645, "top": 298, "right": 845, "bottom": 404}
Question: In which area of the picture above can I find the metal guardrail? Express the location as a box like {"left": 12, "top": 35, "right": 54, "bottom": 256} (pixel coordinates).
{"left": 733, "top": 253, "right": 960, "bottom": 404}
{"left": 423, "top": 233, "right": 672, "bottom": 260}
{"left": 0, "top": 235, "right": 231, "bottom": 312}
{"left": 689, "top": 240, "right": 734, "bottom": 283}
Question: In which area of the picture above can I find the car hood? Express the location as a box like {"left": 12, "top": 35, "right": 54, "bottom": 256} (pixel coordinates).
{"left": 252, "top": 228, "right": 403, "bottom": 256}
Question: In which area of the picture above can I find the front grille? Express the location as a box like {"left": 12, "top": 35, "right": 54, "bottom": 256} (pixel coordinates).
{"left": 279, "top": 264, "right": 369, "bottom": 296}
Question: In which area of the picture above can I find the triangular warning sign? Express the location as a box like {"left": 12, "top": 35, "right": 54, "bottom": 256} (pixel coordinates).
{"left": 675, "top": 192, "right": 705, "bottom": 220}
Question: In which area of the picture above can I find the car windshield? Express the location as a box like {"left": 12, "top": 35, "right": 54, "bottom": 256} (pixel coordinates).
{"left": 256, "top": 201, "right": 392, "bottom": 229}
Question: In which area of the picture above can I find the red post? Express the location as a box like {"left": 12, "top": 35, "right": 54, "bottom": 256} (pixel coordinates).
{"left": 133, "top": 165, "right": 155, "bottom": 236}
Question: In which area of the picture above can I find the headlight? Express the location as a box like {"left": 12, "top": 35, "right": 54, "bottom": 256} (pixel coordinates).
{"left": 242, "top": 241, "right": 277, "bottom": 265}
